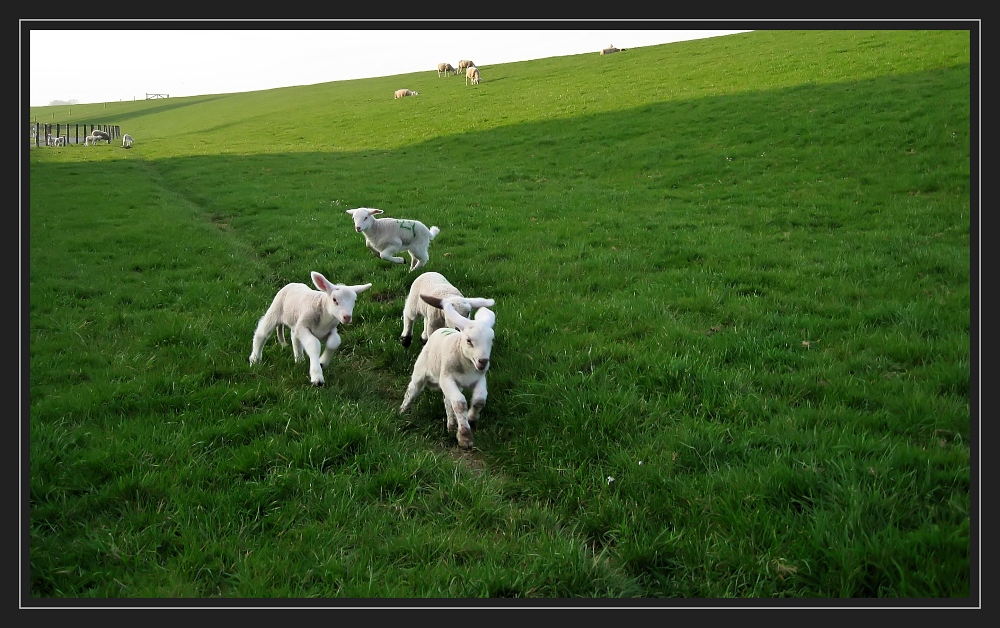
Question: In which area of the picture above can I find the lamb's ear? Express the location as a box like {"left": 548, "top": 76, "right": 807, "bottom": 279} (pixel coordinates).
{"left": 442, "top": 301, "right": 472, "bottom": 331}
{"left": 474, "top": 308, "right": 496, "bottom": 328}
{"left": 345, "top": 209, "right": 357, "bottom": 215}
{"left": 311, "top": 271, "right": 333, "bottom": 292}
{"left": 420, "top": 294, "right": 444, "bottom": 309}
{"left": 371, "top": 208, "right": 384, "bottom": 215}
{"left": 349, "top": 283, "right": 373, "bottom": 294}
{"left": 465, "top": 298, "right": 495, "bottom": 310}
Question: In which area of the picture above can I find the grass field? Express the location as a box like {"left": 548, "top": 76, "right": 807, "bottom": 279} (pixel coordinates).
{"left": 25, "top": 29, "right": 975, "bottom": 601}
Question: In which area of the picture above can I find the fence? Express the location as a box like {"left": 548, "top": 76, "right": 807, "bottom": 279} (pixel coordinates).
{"left": 29, "top": 123, "right": 122, "bottom": 147}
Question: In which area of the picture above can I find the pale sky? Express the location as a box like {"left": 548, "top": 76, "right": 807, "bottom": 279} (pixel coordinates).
{"left": 26, "top": 28, "right": 750, "bottom": 107}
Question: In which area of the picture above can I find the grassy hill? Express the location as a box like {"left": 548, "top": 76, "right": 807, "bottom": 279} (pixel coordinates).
{"left": 26, "top": 29, "right": 973, "bottom": 600}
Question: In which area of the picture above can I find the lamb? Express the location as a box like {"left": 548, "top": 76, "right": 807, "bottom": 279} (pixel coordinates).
{"left": 437, "top": 63, "right": 456, "bottom": 77}
{"left": 83, "top": 135, "right": 101, "bottom": 146}
{"left": 345, "top": 207, "right": 440, "bottom": 272}
{"left": 122, "top": 134, "right": 134, "bottom": 148}
{"left": 400, "top": 272, "right": 472, "bottom": 348}
{"left": 465, "top": 65, "right": 481, "bottom": 85}
{"left": 394, "top": 89, "right": 419, "bottom": 99}
{"left": 399, "top": 296, "right": 497, "bottom": 449}
{"left": 249, "top": 271, "right": 372, "bottom": 386}
{"left": 49, "top": 136, "right": 66, "bottom": 147}
{"left": 457, "top": 60, "right": 475, "bottom": 72}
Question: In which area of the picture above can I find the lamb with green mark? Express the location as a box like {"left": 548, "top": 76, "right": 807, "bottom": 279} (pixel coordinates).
{"left": 346, "top": 207, "right": 440, "bottom": 272}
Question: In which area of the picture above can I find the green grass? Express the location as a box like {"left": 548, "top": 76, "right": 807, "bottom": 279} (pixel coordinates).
{"left": 27, "top": 29, "right": 973, "bottom": 600}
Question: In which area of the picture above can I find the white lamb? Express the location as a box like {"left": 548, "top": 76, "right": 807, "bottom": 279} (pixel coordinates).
{"left": 437, "top": 63, "right": 456, "bottom": 77}
{"left": 249, "top": 271, "right": 372, "bottom": 386}
{"left": 394, "top": 89, "right": 419, "bottom": 99}
{"left": 465, "top": 66, "right": 481, "bottom": 85}
{"left": 345, "top": 207, "right": 440, "bottom": 272}
{"left": 83, "top": 135, "right": 100, "bottom": 146}
{"left": 122, "top": 134, "right": 134, "bottom": 148}
{"left": 400, "top": 271, "right": 471, "bottom": 348}
{"left": 50, "top": 136, "right": 66, "bottom": 147}
{"left": 399, "top": 296, "right": 497, "bottom": 449}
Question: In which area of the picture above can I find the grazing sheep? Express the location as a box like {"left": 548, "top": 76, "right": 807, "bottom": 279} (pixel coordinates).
{"left": 437, "top": 63, "right": 456, "bottom": 77}
{"left": 394, "top": 89, "right": 419, "bottom": 99}
{"left": 83, "top": 135, "right": 101, "bottom": 146}
{"left": 345, "top": 207, "right": 440, "bottom": 272}
{"left": 457, "top": 60, "right": 475, "bottom": 72}
{"left": 122, "top": 134, "right": 134, "bottom": 148}
{"left": 600, "top": 45, "right": 623, "bottom": 55}
{"left": 465, "top": 65, "right": 481, "bottom": 85}
{"left": 91, "top": 129, "right": 112, "bottom": 143}
{"left": 249, "top": 271, "right": 372, "bottom": 386}
{"left": 400, "top": 272, "right": 472, "bottom": 348}
{"left": 399, "top": 296, "right": 497, "bottom": 449}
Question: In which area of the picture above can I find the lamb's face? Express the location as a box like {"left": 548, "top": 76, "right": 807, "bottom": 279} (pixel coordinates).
{"left": 325, "top": 287, "right": 359, "bottom": 325}
{"left": 348, "top": 208, "right": 377, "bottom": 233}
{"left": 460, "top": 324, "right": 494, "bottom": 372}
{"left": 312, "top": 272, "right": 372, "bottom": 326}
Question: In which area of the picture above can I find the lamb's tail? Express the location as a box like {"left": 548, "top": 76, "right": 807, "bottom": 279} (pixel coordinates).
{"left": 428, "top": 226, "right": 440, "bottom": 240}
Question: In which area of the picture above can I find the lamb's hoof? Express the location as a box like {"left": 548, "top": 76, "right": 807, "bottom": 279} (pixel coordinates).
{"left": 400, "top": 335, "right": 412, "bottom": 348}
{"left": 311, "top": 380, "right": 325, "bottom": 387}
{"left": 419, "top": 336, "right": 428, "bottom": 345}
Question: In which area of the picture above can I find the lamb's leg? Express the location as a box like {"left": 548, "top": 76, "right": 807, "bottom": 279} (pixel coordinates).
{"left": 440, "top": 379, "right": 473, "bottom": 449}
{"left": 319, "top": 328, "right": 341, "bottom": 367}
{"left": 379, "top": 246, "right": 406, "bottom": 265}
{"left": 294, "top": 327, "right": 325, "bottom": 386}
{"left": 249, "top": 316, "right": 276, "bottom": 363}
{"left": 400, "top": 310, "right": 416, "bottom": 347}
{"left": 465, "top": 377, "right": 488, "bottom": 427}
{"left": 399, "top": 375, "right": 427, "bottom": 414}
{"left": 408, "top": 247, "right": 429, "bottom": 272}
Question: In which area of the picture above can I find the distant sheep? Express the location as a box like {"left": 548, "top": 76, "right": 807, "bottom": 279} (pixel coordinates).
{"left": 49, "top": 136, "right": 66, "bottom": 147}
{"left": 122, "top": 134, "right": 134, "bottom": 148}
{"left": 600, "top": 45, "right": 623, "bottom": 55}
{"left": 437, "top": 63, "right": 456, "bottom": 77}
{"left": 249, "top": 271, "right": 372, "bottom": 386}
{"left": 83, "top": 135, "right": 101, "bottom": 146}
{"left": 395, "top": 89, "right": 419, "bottom": 99}
{"left": 346, "top": 207, "right": 440, "bottom": 271}
{"left": 400, "top": 272, "right": 471, "bottom": 348}
{"left": 399, "top": 296, "right": 497, "bottom": 449}
{"left": 457, "top": 60, "right": 475, "bottom": 72}
{"left": 465, "top": 65, "right": 481, "bottom": 85}
{"left": 91, "top": 129, "right": 112, "bottom": 143}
